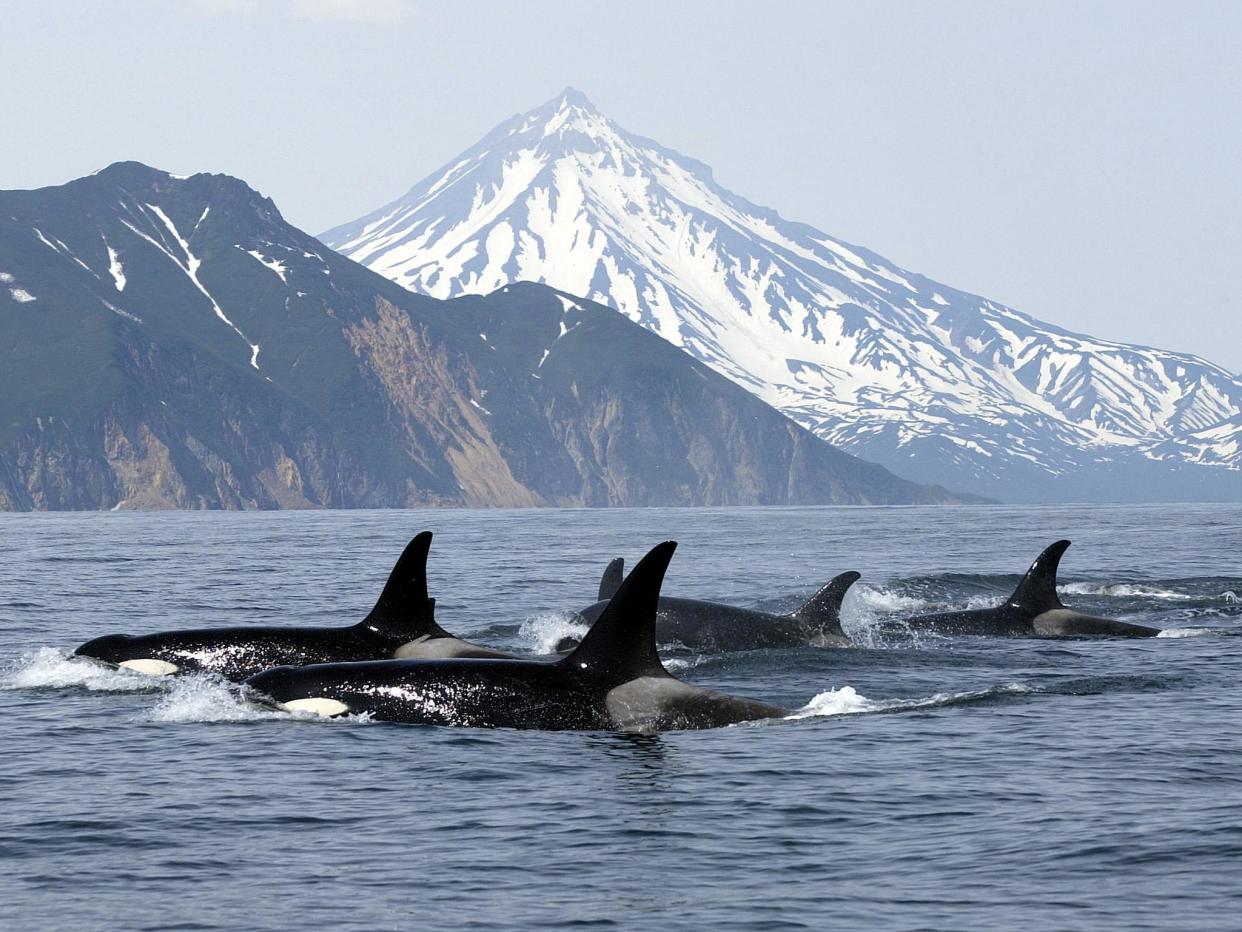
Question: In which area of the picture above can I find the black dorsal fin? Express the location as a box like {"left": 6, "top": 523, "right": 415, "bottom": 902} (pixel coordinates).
{"left": 1005, "top": 540, "right": 1070, "bottom": 614}
{"left": 788, "top": 571, "right": 861, "bottom": 637}
{"left": 562, "top": 542, "right": 676, "bottom": 681}
{"left": 356, "top": 531, "right": 449, "bottom": 640}
{"left": 598, "top": 557, "right": 625, "bottom": 601}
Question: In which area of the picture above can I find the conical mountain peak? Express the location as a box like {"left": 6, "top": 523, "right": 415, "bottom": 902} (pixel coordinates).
{"left": 512, "top": 86, "right": 615, "bottom": 147}
{"left": 556, "top": 86, "right": 595, "bottom": 110}
{"left": 321, "top": 93, "right": 1242, "bottom": 501}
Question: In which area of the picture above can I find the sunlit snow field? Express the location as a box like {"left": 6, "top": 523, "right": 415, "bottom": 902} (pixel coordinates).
{"left": 2, "top": 504, "right": 1240, "bottom": 930}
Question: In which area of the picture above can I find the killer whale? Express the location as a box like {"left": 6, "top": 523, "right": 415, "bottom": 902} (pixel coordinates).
{"left": 245, "top": 541, "right": 790, "bottom": 732}
{"left": 74, "top": 532, "right": 518, "bottom": 680}
{"left": 558, "top": 557, "right": 861, "bottom": 653}
{"left": 897, "top": 540, "right": 1159, "bottom": 638}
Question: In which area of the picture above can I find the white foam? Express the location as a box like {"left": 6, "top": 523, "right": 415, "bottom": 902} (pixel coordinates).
{"left": 147, "top": 675, "right": 283, "bottom": 723}
{"left": 3, "top": 647, "right": 164, "bottom": 692}
{"left": 662, "top": 654, "right": 712, "bottom": 672}
{"left": 1060, "top": 582, "right": 1192, "bottom": 601}
{"left": 1156, "top": 627, "right": 1215, "bottom": 638}
{"left": 852, "top": 584, "right": 933, "bottom": 614}
{"left": 517, "top": 612, "right": 588, "bottom": 654}
{"left": 787, "top": 685, "right": 878, "bottom": 718}
{"left": 787, "top": 682, "right": 1032, "bottom": 720}
{"left": 9, "top": 288, "right": 36, "bottom": 303}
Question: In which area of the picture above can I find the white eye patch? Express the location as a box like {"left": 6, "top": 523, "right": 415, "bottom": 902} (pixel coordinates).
{"left": 118, "top": 658, "right": 180, "bottom": 676}
{"left": 282, "top": 697, "right": 349, "bottom": 717}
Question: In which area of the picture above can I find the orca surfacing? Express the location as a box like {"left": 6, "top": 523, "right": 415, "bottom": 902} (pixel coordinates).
{"left": 898, "top": 540, "right": 1160, "bottom": 638}
{"left": 245, "top": 542, "right": 789, "bottom": 732}
{"left": 562, "top": 557, "right": 861, "bottom": 652}
{"left": 74, "top": 532, "right": 518, "bottom": 680}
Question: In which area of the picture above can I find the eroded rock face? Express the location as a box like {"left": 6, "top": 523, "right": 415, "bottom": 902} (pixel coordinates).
{"left": 0, "top": 163, "right": 977, "bottom": 511}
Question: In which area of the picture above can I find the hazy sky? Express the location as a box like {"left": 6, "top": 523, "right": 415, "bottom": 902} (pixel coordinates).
{"left": 6, "top": 0, "right": 1240, "bottom": 370}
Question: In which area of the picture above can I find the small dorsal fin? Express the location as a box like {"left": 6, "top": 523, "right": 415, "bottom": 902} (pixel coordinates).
{"left": 562, "top": 541, "right": 676, "bottom": 681}
{"left": 1005, "top": 540, "right": 1070, "bottom": 614}
{"left": 598, "top": 557, "right": 625, "bottom": 601}
{"left": 788, "top": 571, "right": 861, "bottom": 637}
{"left": 356, "top": 531, "right": 449, "bottom": 640}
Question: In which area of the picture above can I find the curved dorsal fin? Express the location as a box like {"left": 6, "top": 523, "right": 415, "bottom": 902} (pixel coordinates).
{"left": 598, "top": 557, "right": 625, "bottom": 601}
{"left": 562, "top": 542, "right": 676, "bottom": 681}
{"left": 1005, "top": 540, "right": 1070, "bottom": 614}
{"left": 356, "top": 531, "right": 449, "bottom": 640}
{"left": 788, "top": 571, "right": 861, "bottom": 637}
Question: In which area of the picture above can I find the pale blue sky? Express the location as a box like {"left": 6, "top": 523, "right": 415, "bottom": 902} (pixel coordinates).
{"left": 6, "top": 0, "right": 1240, "bottom": 370}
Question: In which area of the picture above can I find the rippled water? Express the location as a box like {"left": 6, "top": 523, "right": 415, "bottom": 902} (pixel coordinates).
{"left": 2, "top": 504, "right": 1240, "bottom": 930}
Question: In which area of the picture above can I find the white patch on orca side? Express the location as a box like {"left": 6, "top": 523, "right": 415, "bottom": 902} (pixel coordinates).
{"left": 393, "top": 637, "right": 515, "bottom": 660}
{"left": 282, "top": 697, "right": 350, "bottom": 717}
{"left": 118, "top": 658, "right": 180, "bottom": 676}
{"left": 605, "top": 677, "right": 782, "bottom": 731}
{"left": 1031, "top": 609, "right": 1152, "bottom": 637}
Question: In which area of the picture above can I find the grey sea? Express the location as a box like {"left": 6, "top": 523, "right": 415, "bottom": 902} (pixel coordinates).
{"left": 1, "top": 504, "right": 1240, "bottom": 931}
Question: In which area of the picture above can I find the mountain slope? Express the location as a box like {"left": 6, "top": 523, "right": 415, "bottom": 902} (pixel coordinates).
{"left": 0, "top": 162, "right": 968, "bottom": 510}
{"left": 322, "top": 89, "right": 1242, "bottom": 502}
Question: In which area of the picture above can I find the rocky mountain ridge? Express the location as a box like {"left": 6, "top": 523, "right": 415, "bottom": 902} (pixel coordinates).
{"left": 0, "top": 162, "right": 971, "bottom": 509}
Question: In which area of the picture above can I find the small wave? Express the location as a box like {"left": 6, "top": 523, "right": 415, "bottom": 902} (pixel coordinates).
{"left": 146, "top": 676, "right": 287, "bottom": 723}
{"left": 517, "top": 612, "right": 588, "bottom": 655}
{"left": 852, "top": 585, "right": 997, "bottom": 617}
{"left": 1156, "top": 627, "right": 1216, "bottom": 638}
{"left": 1224, "top": 591, "right": 1239, "bottom": 604}
{"left": 663, "top": 654, "right": 714, "bottom": 672}
{"left": 787, "top": 682, "right": 1032, "bottom": 720}
{"left": 1060, "top": 582, "right": 1192, "bottom": 601}
{"left": 853, "top": 585, "right": 933, "bottom": 613}
{"left": 2, "top": 647, "right": 165, "bottom": 692}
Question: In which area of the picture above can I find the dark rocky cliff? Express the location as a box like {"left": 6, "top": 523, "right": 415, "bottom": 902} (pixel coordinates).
{"left": 0, "top": 163, "right": 979, "bottom": 509}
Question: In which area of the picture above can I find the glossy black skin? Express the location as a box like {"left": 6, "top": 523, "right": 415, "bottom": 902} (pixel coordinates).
{"left": 893, "top": 540, "right": 1160, "bottom": 639}
{"left": 246, "top": 541, "right": 792, "bottom": 732}
{"left": 73, "top": 531, "right": 523, "bottom": 680}
{"left": 74, "top": 626, "right": 415, "bottom": 682}
{"left": 246, "top": 656, "right": 787, "bottom": 731}
{"left": 573, "top": 597, "right": 845, "bottom": 652}
{"left": 899, "top": 607, "right": 1158, "bottom": 638}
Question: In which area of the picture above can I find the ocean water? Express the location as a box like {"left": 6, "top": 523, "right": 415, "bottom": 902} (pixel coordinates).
{"left": 1, "top": 504, "right": 1239, "bottom": 931}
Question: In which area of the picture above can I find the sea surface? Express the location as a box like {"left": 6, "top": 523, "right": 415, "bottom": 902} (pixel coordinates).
{"left": 1, "top": 504, "right": 1240, "bottom": 931}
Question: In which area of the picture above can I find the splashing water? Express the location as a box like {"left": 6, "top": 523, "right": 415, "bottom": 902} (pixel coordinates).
{"left": 787, "top": 683, "right": 1034, "bottom": 720}
{"left": 2, "top": 647, "right": 167, "bottom": 693}
{"left": 146, "top": 674, "right": 288, "bottom": 723}
{"left": 1156, "top": 627, "right": 1216, "bottom": 638}
{"left": 517, "top": 611, "right": 588, "bottom": 654}
{"left": 1060, "top": 582, "right": 1193, "bottom": 601}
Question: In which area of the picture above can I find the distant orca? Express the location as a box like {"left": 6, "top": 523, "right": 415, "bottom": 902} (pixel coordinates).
{"left": 897, "top": 540, "right": 1159, "bottom": 638}
{"left": 74, "top": 532, "right": 518, "bottom": 680}
{"left": 557, "top": 557, "right": 861, "bottom": 653}
{"left": 245, "top": 541, "right": 790, "bottom": 731}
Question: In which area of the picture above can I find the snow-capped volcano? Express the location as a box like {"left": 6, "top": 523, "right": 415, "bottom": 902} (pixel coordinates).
{"left": 323, "top": 88, "right": 1242, "bottom": 501}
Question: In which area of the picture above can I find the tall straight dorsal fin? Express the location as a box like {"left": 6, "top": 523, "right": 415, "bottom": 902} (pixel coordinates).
{"left": 562, "top": 542, "right": 676, "bottom": 681}
{"left": 598, "top": 558, "right": 625, "bottom": 601}
{"left": 1005, "top": 540, "right": 1070, "bottom": 614}
{"left": 788, "top": 571, "right": 861, "bottom": 637}
{"left": 356, "top": 531, "right": 449, "bottom": 640}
